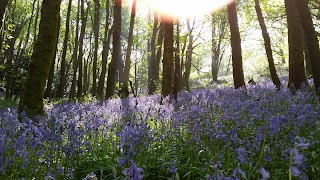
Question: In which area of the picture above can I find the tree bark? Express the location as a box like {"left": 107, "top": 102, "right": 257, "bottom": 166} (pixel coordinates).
{"left": 184, "top": 18, "right": 194, "bottom": 92}
{"left": 296, "top": 0, "right": 320, "bottom": 94}
{"left": 18, "top": 0, "right": 61, "bottom": 117}
{"left": 76, "top": 0, "right": 89, "bottom": 98}
{"left": 284, "top": 0, "right": 307, "bottom": 90}
{"left": 97, "top": 0, "right": 112, "bottom": 98}
{"left": 123, "top": 0, "right": 137, "bottom": 87}
{"left": 148, "top": 11, "right": 159, "bottom": 95}
{"left": 254, "top": 0, "right": 281, "bottom": 88}
{"left": 173, "top": 18, "right": 180, "bottom": 100}
{"left": 227, "top": 2, "right": 245, "bottom": 89}
{"left": 92, "top": 0, "right": 100, "bottom": 96}
{"left": 0, "top": 0, "right": 9, "bottom": 31}
{"left": 105, "top": 0, "right": 122, "bottom": 99}
{"left": 45, "top": 17, "right": 60, "bottom": 99}
{"left": 69, "top": 0, "right": 81, "bottom": 98}
{"left": 161, "top": 15, "right": 174, "bottom": 97}
{"left": 56, "top": 0, "right": 72, "bottom": 98}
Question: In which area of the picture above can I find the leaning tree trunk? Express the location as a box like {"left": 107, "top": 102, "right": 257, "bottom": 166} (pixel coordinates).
{"left": 227, "top": 2, "right": 245, "bottom": 89}
{"left": 56, "top": 0, "right": 72, "bottom": 98}
{"left": 105, "top": 0, "right": 122, "bottom": 99}
{"left": 18, "top": 0, "right": 61, "bottom": 118}
{"left": 254, "top": 0, "right": 281, "bottom": 89}
{"left": 123, "top": 0, "right": 137, "bottom": 88}
{"left": 161, "top": 15, "right": 174, "bottom": 97}
{"left": 284, "top": 0, "right": 307, "bottom": 90}
{"left": 296, "top": 0, "right": 320, "bottom": 94}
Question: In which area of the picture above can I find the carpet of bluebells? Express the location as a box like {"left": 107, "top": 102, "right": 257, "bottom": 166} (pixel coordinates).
{"left": 0, "top": 79, "right": 320, "bottom": 180}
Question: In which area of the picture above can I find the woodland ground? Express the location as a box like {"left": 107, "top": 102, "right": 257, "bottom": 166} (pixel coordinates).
{"left": 0, "top": 77, "right": 319, "bottom": 180}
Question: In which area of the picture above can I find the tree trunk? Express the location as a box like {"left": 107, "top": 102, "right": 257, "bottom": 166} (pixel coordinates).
{"left": 18, "top": 0, "right": 61, "bottom": 117}
{"left": 254, "top": 0, "right": 281, "bottom": 88}
{"left": 105, "top": 0, "right": 122, "bottom": 99}
{"left": 69, "top": 0, "right": 81, "bottom": 98}
{"left": 296, "top": 0, "right": 320, "bottom": 94}
{"left": 161, "top": 15, "right": 174, "bottom": 97}
{"left": 45, "top": 17, "right": 60, "bottom": 99}
{"left": 284, "top": 0, "right": 307, "bottom": 90}
{"left": 211, "top": 12, "right": 227, "bottom": 82}
{"left": 184, "top": 18, "right": 194, "bottom": 92}
{"left": 32, "top": 0, "right": 40, "bottom": 43}
{"left": 92, "top": 0, "right": 100, "bottom": 96}
{"left": 123, "top": 0, "right": 137, "bottom": 88}
{"left": 0, "top": 0, "right": 9, "bottom": 30}
{"left": 77, "top": 0, "right": 89, "bottom": 98}
{"left": 227, "top": 2, "right": 245, "bottom": 89}
{"left": 173, "top": 18, "right": 180, "bottom": 100}
{"left": 97, "top": 0, "right": 112, "bottom": 98}
{"left": 56, "top": 0, "right": 72, "bottom": 98}
{"left": 155, "top": 21, "right": 164, "bottom": 86}
{"left": 148, "top": 11, "right": 159, "bottom": 95}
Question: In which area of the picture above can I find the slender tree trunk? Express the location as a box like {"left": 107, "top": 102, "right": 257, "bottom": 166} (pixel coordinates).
{"left": 184, "top": 18, "right": 194, "bottom": 92}
{"left": 18, "top": 0, "right": 61, "bottom": 118}
{"left": 161, "top": 15, "right": 174, "bottom": 97}
{"left": 57, "top": 0, "right": 72, "bottom": 98}
{"left": 155, "top": 21, "right": 164, "bottom": 85}
{"left": 97, "top": 0, "right": 112, "bottom": 98}
{"left": 105, "top": 0, "right": 122, "bottom": 99}
{"left": 296, "top": 0, "right": 320, "bottom": 94}
{"left": 69, "top": 0, "right": 80, "bottom": 98}
{"left": 32, "top": 0, "right": 40, "bottom": 43}
{"left": 254, "top": 0, "right": 281, "bottom": 88}
{"left": 173, "top": 18, "right": 180, "bottom": 100}
{"left": 211, "top": 12, "right": 227, "bottom": 82}
{"left": 92, "top": 0, "right": 100, "bottom": 96}
{"left": 18, "top": 0, "right": 36, "bottom": 61}
{"left": 284, "top": 0, "right": 307, "bottom": 90}
{"left": 227, "top": 2, "right": 245, "bottom": 89}
{"left": 77, "top": 0, "right": 89, "bottom": 98}
{"left": 0, "top": 0, "right": 9, "bottom": 31}
{"left": 123, "top": 0, "right": 137, "bottom": 87}
{"left": 148, "top": 11, "right": 159, "bottom": 95}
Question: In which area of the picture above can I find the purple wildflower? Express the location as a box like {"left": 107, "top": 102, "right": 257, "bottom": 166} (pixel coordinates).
{"left": 259, "top": 167, "right": 270, "bottom": 180}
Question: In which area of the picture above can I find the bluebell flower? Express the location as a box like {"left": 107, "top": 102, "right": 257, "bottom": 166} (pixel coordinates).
{"left": 291, "top": 166, "right": 300, "bottom": 176}
{"left": 259, "top": 167, "right": 270, "bottom": 180}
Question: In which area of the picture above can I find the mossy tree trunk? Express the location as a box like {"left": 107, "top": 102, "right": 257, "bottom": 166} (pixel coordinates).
{"left": 296, "top": 0, "right": 320, "bottom": 94}
{"left": 227, "top": 2, "right": 245, "bottom": 89}
{"left": 105, "top": 0, "right": 122, "bottom": 99}
{"left": 284, "top": 0, "right": 307, "bottom": 90}
{"left": 173, "top": 18, "right": 181, "bottom": 100}
{"left": 18, "top": 0, "right": 61, "bottom": 117}
{"left": 254, "top": 0, "right": 281, "bottom": 89}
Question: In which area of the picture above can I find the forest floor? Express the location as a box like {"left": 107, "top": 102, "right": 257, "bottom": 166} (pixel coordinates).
{"left": 0, "top": 78, "right": 319, "bottom": 179}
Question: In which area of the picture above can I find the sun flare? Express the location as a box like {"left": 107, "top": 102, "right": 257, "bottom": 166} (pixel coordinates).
{"left": 146, "top": 0, "right": 234, "bottom": 18}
